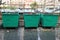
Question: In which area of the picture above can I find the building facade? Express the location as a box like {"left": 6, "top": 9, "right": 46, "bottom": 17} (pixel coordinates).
{"left": 1, "top": 0, "right": 60, "bottom": 9}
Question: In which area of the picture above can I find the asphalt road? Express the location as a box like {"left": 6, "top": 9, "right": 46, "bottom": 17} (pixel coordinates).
{"left": 0, "top": 20, "right": 59, "bottom": 40}
{"left": 0, "top": 27, "right": 56, "bottom": 40}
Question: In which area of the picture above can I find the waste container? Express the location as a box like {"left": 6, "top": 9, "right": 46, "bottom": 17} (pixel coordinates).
{"left": 42, "top": 13, "right": 59, "bottom": 27}
{"left": 24, "top": 13, "right": 40, "bottom": 28}
{"left": 2, "top": 12, "right": 20, "bottom": 28}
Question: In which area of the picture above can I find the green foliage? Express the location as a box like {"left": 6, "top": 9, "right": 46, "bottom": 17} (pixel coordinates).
{"left": 9, "top": 6, "right": 16, "bottom": 10}
{"left": 2, "top": 6, "right": 16, "bottom": 10}
{"left": 30, "top": 2, "right": 38, "bottom": 9}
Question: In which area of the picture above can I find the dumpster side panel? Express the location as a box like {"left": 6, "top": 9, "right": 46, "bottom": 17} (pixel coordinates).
{"left": 24, "top": 15, "right": 40, "bottom": 28}
{"left": 42, "top": 15, "right": 58, "bottom": 27}
{"left": 2, "top": 13, "right": 19, "bottom": 27}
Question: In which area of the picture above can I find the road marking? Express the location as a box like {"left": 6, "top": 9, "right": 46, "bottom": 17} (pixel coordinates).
{"left": 18, "top": 27, "right": 24, "bottom": 40}
{"left": 37, "top": 28, "right": 41, "bottom": 40}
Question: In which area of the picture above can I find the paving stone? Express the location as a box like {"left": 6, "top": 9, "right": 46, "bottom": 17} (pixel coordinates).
{"left": 0, "top": 30, "right": 4, "bottom": 40}
{"left": 39, "top": 30, "right": 55, "bottom": 40}
{"left": 4, "top": 29, "right": 20, "bottom": 40}
{"left": 24, "top": 29, "right": 37, "bottom": 40}
{"left": 55, "top": 28, "right": 60, "bottom": 40}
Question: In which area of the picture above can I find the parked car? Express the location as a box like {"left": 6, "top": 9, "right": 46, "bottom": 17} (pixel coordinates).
{"left": 37, "top": 8, "right": 43, "bottom": 12}
{"left": 19, "top": 8, "right": 35, "bottom": 14}
{"left": 54, "top": 9, "right": 60, "bottom": 13}
{"left": 44, "top": 7, "right": 55, "bottom": 13}
{"left": 1, "top": 9, "right": 22, "bottom": 12}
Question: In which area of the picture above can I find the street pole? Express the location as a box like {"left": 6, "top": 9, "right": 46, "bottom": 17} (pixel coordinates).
{"left": 54, "top": 0, "right": 55, "bottom": 13}
{"left": 43, "top": 0, "right": 46, "bottom": 13}
{"left": 0, "top": 0, "right": 2, "bottom": 15}
{"left": 10, "top": 0, "right": 11, "bottom": 8}
{"left": 0, "top": 0, "right": 2, "bottom": 9}
{"left": 0, "top": 0, "right": 2, "bottom": 5}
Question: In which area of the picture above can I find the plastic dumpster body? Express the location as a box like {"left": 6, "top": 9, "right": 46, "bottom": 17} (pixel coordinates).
{"left": 42, "top": 14, "right": 59, "bottom": 27}
{"left": 24, "top": 14, "right": 40, "bottom": 28}
{"left": 2, "top": 12, "right": 19, "bottom": 28}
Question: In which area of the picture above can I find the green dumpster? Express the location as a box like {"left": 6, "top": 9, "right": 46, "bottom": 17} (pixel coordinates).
{"left": 42, "top": 13, "right": 59, "bottom": 27}
{"left": 24, "top": 14, "right": 40, "bottom": 28}
{"left": 2, "top": 12, "right": 19, "bottom": 28}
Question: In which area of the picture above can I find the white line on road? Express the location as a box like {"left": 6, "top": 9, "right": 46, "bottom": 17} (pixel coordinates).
{"left": 18, "top": 27, "right": 24, "bottom": 40}
{"left": 37, "top": 28, "right": 41, "bottom": 40}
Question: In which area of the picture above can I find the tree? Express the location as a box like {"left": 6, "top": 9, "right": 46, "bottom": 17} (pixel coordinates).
{"left": 30, "top": 2, "right": 38, "bottom": 11}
